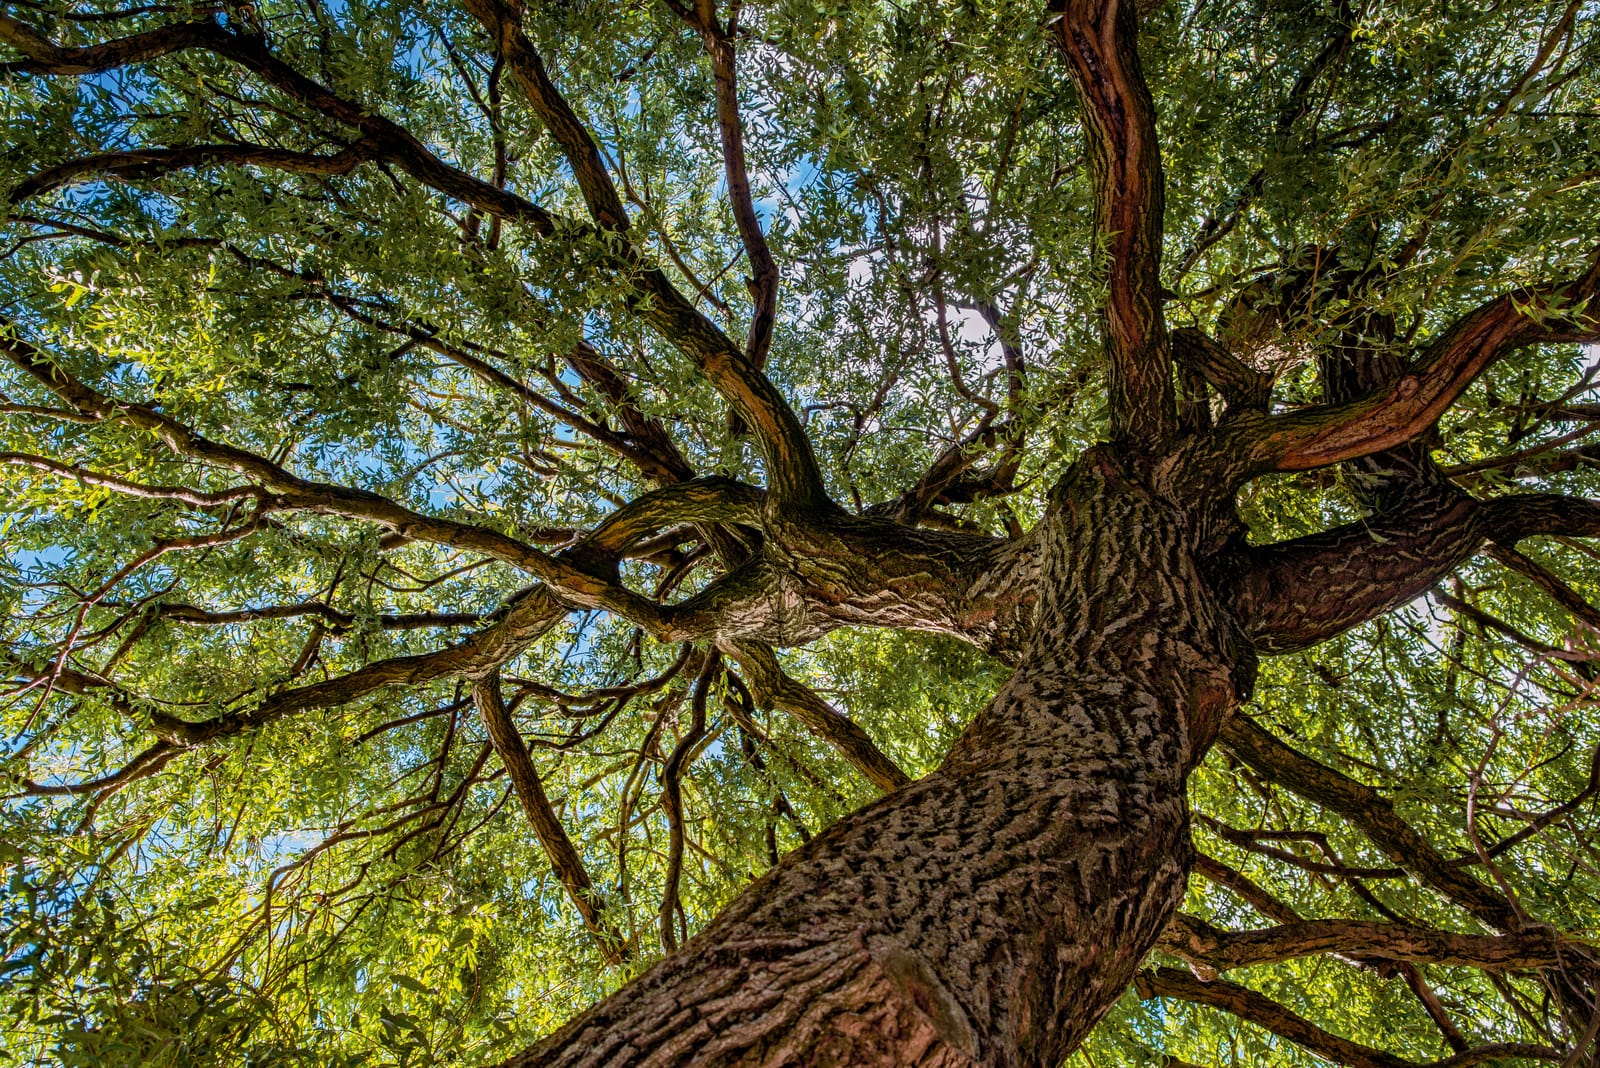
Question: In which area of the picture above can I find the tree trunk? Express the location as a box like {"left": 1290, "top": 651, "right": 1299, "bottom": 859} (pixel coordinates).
{"left": 503, "top": 454, "right": 1251, "bottom": 1068}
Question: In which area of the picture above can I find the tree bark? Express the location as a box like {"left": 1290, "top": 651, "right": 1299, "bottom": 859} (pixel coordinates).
{"left": 501, "top": 453, "right": 1251, "bottom": 1068}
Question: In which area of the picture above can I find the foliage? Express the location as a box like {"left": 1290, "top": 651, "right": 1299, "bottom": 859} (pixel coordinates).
{"left": 1, "top": 0, "right": 1598, "bottom": 1064}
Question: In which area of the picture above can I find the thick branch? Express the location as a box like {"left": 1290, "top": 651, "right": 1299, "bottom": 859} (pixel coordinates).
{"left": 566, "top": 345, "right": 696, "bottom": 484}
{"left": 456, "top": 0, "right": 627, "bottom": 230}
{"left": 656, "top": 513, "right": 1033, "bottom": 658}
{"left": 571, "top": 477, "right": 764, "bottom": 568}
{"left": 1193, "top": 853, "right": 1304, "bottom": 925}
{"left": 1053, "top": 0, "right": 1174, "bottom": 446}
{"left": 1171, "top": 327, "right": 1272, "bottom": 412}
{"left": 202, "top": 26, "right": 562, "bottom": 232}
{"left": 1161, "top": 912, "right": 1564, "bottom": 974}
{"left": 1232, "top": 491, "right": 1600, "bottom": 654}
{"left": 13, "top": 741, "right": 175, "bottom": 797}
{"left": 0, "top": 12, "right": 218, "bottom": 74}
{"left": 1243, "top": 265, "right": 1600, "bottom": 474}
{"left": 1230, "top": 493, "right": 1482, "bottom": 654}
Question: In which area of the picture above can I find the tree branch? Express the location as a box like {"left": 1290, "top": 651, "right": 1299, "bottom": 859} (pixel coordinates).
{"left": 152, "top": 601, "right": 481, "bottom": 632}
{"left": 474, "top": 673, "right": 628, "bottom": 964}
{"left": 0, "top": 452, "right": 261, "bottom": 507}
{"left": 458, "top": 0, "right": 828, "bottom": 511}
{"left": 1139, "top": 967, "right": 1562, "bottom": 1068}
{"left": 1230, "top": 492, "right": 1484, "bottom": 654}
{"left": 1171, "top": 327, "right": 1272, "bottom": 413}
{"left": 1487, "top": 543, "right": 1600, "bottom": 632}
{"left": 1218, "top": 714, "right": 1522, "bottom": 933}
{"left": 656, "top": 649, "right": 720, "bottom": 952}
{"left": 1231, "top": 491, "right": 1600, "bottom": 655}
{"left": 1053, "top": 0, "right": 1174, "bottom": 446}
{"left": 565, "top": 345, "right": 697, "bottom": 484}
{"left": 0, "top": 326, "right": 668, "bottom": 627}
{"left": 1242, "top": 262, "right": 1600, "bottom": 474}
{"left": 146, "top": 585, "right": 565, "bottom": 745}
{"left": 1193, "top": 853, "right": 1305, "bottom": 925}
{"left": 9, "top": 9, "right": 830, "bottom": 509}
{"left": 722, "top": 640, "right": 911, "bottom": 793}
{"left": 570, "top": 477, "right": 764, "bottom": 569}
{"left": 10, "top": 140, "right": 379, "bottom": 201}
{"left": 672, "top": 1, "right": 779, "bottom": 369}
{"left": 1161, "top": 912, "right": 1564, "bottom": 975}
{"left": 0, "top": 12, "right": 218, "bottom": 75}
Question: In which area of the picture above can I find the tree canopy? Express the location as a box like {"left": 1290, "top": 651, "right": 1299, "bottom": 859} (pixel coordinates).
{"left": 2, "top": 0, "right": 1599, "bottom": 1064}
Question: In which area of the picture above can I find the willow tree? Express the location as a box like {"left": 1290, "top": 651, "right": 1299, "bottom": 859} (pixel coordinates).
{"left": 3, "top": 0, "right": 1600, "bottom": 1064}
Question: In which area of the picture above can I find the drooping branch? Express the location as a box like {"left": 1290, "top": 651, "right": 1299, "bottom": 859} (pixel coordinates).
{"left": 162, "top": 235, "right": 690, "bottom": 487}
{"left": 1189, "top": 853, "right": 1524, "bottom": 1030}
{"left": 474, "top": 673, "right": 628, "bottom": 964}
{"left": 1197, "top": 815, "right": 1405, "bottom": 879}
{"left": 7, "top": 585, "right": 564, "bottom": 807}
{"left": 1218, "top": 714, "right": 1522, "bottom": 932}
{"left": 1053, "top": 0, "right": 1175, "bottom": 446}
{"left": 11, "top": 740, "right": 175, "bottom": 798}
{"left": 259, "top": 271, "right": 689, "bottom": 483}
{"left": 1218, "top": 708, "right": 1600, "bottom": 1045}
{"left": 1139, "top": 968, "right": 1562, "bottom": 1068}
{"left": 1224, "top": 730, "right": 1600, "bottom": 1053}
{"left": 1432, "top": 586, "right": 1593, "bottom": 666}
{"left": 722, "top": 640, "right": 911, "bottom": 793}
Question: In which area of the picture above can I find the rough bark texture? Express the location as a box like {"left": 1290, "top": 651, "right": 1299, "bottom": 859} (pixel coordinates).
{"left": 9, "top": 7, "right": 1597, "bottom": 1068}
{"left": 502, "top": 452, "right": 1251, "bottom": 1068}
